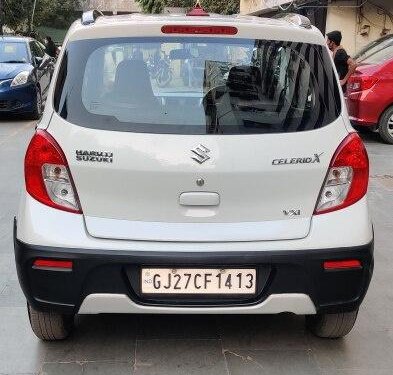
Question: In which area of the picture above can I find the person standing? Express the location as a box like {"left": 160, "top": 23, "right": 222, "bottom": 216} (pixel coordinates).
{"left": 45, "top": 36, "right": 57, "bottom": 58}
{"left": 326, "top": 30, "right": 357, "bottom": 92}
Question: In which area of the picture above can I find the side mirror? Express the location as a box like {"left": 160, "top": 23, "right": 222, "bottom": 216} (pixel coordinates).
{"left": 34, "top": 56, "right": 43, "bottom": 67}
{"left": 35, "top": 56, "right": 50, "bottom": 69}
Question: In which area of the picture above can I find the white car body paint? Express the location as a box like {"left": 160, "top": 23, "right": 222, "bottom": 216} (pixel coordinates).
{"left": 45, "top": 112, "right": 349, "bottom": 242}
{"left": 17, "top": 194, "right": 372, "bottom": 251}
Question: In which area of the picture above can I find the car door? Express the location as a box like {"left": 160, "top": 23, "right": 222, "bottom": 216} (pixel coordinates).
{"left": 47, "top": 35, "right": 347, "bottom": 242}
{"left": 29, "top": 41, "right": 51, "bottom": 98}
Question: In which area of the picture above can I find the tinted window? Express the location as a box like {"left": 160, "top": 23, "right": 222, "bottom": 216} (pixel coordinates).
{"left": 0, "top": 41, "right": 29, "bottom": 63}
{"left": 30, "top": 41, "right": 45, "bottom": 58}
{"left": 54, "top": 37, "right": 341, "bottom": 135}
{"left": 34, "top": 42, "right": 46, "bottom": 57}
{"left": 360, "top": 44, "right": 393, "bottom": 65}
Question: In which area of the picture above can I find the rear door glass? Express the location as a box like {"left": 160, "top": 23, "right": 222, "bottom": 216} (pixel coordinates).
{"left": 55, "top": 37, "right": 341, "bottom": 134}
{"left": 360, "top": 44, "right": 393, "bottom": 65}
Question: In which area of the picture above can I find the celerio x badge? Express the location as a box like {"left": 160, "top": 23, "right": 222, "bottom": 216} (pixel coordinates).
{"left": 191, "top": 144, "right": 210, "bottom": 164}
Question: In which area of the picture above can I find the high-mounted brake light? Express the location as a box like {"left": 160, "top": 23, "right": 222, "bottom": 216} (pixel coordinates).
{"left": 33, "top": 259, "right": 73, "bottom": 271}
{"left": 161, "top": 25, "right": 238, "bottom": 35}
{"left": 25, "top": 130, "right": 82, "bottom": 214}
{"left": 323, "top": 259, "right": 362, "bottom": 270}
{"left": 315, "top": 133, "right": 369, "bottom": 215}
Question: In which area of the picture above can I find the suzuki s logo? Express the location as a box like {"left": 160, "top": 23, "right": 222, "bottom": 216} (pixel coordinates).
{"left": 191, "top": 144, "right": 210, "bottom": 164}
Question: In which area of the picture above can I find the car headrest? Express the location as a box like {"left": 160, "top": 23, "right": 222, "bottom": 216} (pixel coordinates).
{"left": 227, "top": 65, "right": 262, "bottom": 97}
{"left": 114, "top": 59, "right": 155, "bottom": 102}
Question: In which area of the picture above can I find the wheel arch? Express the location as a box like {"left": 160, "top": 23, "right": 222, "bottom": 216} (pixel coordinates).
{"left": 377, "top": 103, "right": 393, "bottom": 128}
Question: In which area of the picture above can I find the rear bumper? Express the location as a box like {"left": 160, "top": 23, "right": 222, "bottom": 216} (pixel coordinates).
{"left": 14, "top": 221, "right": 374, "bottom": 316}
{"left": 346, "top": 87, "right": 389, "bottom": 127}
{"left": 349, "top": 117, "right": 377, "bottom": 128}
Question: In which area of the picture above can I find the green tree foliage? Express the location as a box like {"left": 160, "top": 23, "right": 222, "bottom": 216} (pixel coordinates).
{"left": 136, "top": 0, "right": 164, "bottom": 14}
{"left": 34, "top": 0, "right": 80, "bottom": 29}
{"left": 136, "top": 0, "right": 239, "bottom": 15}
{"left": 199, "top": 0, "right": 239, "bottom": 15}
{"left": 2, "top": 0, "right": 32, "bottom": 31}
{"left": 2, "top": 0, "right": 80, "bottom": 32}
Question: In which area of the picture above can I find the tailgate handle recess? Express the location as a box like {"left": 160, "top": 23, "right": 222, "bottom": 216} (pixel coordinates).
{"left": 179, "top": 192, "right": 220, "bottom": 206}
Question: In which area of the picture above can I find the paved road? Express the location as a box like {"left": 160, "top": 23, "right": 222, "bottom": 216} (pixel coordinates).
{"left": 0, "top": 118, "right": 392, "bottom": 375}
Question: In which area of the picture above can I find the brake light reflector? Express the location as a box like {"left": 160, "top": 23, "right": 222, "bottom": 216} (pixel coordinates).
{"left": 33, "top": 259, "right": 73, "bottom": 270}
{"left": 323, "top": 259, "right": 362, "bottom": 270}
{"left": 25, "top": 130, "right": 82, "bottom": 214}
{"left": 161, "top": 25, "right": 238, "bottom": 35}
{"left": 315, "top": 133, "right": 369, "bottom": 215}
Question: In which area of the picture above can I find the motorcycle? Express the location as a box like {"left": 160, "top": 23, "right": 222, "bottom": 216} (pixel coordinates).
{"left": 147, "top": 51, "right": 173, "bottom": 87}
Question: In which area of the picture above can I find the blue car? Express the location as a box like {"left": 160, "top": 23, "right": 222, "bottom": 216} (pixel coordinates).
{"left": 0, "top": 36, "right": 54, "bottom": 119}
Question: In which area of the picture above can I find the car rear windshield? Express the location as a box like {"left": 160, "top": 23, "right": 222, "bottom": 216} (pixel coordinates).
{"left": 54, "top": 37, "right": 341, "bottom": 135}
{"left": 359, "top": 42, "right": 393, "bottom": 65}
{"left": 355, "top": 35, "right": 393, "bottom": 63}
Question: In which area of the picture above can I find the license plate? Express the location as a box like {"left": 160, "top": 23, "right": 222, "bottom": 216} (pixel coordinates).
{"left": 141, "top": 268, "right": 257, "bottom": 294}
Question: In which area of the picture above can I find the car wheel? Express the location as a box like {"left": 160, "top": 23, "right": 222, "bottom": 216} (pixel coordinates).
{"left": 29, "top": 88, "right": 42, "bottom": 120}
{"left": 306, "top": 309, "right": 358, "bottom": 339}
{"left": 27, "top": 303, "right": 74, "bottom": 341}
{"left": 379, "top": 106, "right": 393, "bottom": 144}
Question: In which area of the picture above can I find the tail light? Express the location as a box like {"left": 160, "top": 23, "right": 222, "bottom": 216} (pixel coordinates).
{"left": 25, "top": 130, "right": 82, "bottom": 214}
{"left": 314, "top": 133, "right": 369, "bottom": 215}
{"left": 347, "top": 75, "right": 378, "bottom": 93}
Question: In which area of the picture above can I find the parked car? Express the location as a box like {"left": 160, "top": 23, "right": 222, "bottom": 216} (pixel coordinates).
{"left": 14, "top": 9, "right": 373, "bottom": 341}
{"left": 347, "top": 34, "right": 393, "bottom": 143}
{"left": 0, "top": 36, "right": 54, "bottom": 119}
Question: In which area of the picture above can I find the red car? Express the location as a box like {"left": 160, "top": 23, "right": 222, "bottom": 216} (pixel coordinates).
{"left": 347, "top": 35, "right": 393, "bottom": 143}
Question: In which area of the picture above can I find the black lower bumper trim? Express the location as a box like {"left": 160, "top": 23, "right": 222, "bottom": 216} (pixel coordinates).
{"left": 14, "top": 222, "right": 374, "bottom": 315}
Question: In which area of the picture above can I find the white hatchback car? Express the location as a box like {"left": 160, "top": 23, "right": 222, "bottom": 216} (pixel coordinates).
{"left": 14, "top": 7, "right": 373, "bottom": 341}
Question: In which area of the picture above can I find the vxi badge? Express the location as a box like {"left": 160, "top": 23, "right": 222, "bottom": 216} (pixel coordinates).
{"left": 76, "top": 150, "right": 113, "bottom": 163}
{"left": 272, "top": 153, "right": 323, "bottom": 166}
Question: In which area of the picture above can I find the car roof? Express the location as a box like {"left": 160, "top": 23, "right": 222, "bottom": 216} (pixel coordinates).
{"left": 66, "top": 12, "right": 326, "bottom": 46}
{"left": 0, "top": 35, "right": 34, "bottom": 43}
{"left": 95, "top": 13, "right": 291, "bottom": 25}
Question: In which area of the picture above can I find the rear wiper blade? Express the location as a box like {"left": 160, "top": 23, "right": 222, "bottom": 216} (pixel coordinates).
{"left": 0, "top": 60, "right": 26, "bottom": 63}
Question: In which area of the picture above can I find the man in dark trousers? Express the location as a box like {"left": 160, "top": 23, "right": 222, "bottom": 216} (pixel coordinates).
{"left": 45, "top": 36, "right": 57, "bottom": 58}
{"left": 327, "top": 30, "right": 357, "bottom": 92}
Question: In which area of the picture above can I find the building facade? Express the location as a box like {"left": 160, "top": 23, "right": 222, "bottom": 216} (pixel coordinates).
{"left": 240, "top": 0, "right": 393, "bottom": 55}
{"left": 325, "top": 1, "right": 393, "bottom": 55}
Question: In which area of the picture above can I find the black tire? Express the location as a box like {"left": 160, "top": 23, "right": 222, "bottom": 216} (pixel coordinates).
{"left": 27, "top": 303, "right": 74, "bottom": 341}
{"left": 306, "top": 309, "right": 358, "bottom": 339}
{"left": 378, "top": 106, "right": 393, "bottom": 144}
{"left": 29, "top": 87, "right": 42, "bottom": 120}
